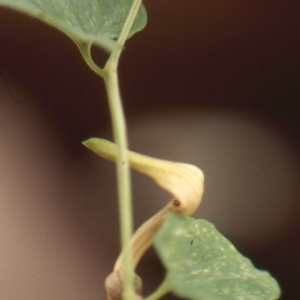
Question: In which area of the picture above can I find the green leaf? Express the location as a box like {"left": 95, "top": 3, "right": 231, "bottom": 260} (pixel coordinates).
{"left": 154, "top": 214, "right": 281, "bottom": 300}
{"left": 0, "top": 0, "right": 147, "bottom": 52}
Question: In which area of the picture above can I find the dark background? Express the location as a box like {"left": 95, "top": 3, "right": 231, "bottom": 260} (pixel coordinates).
{"left": 0, "top": 1, "right": 299, "bottom": 299}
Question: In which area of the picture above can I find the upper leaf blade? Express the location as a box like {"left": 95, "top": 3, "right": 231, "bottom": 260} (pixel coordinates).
{"left": 154, "top": 214, "right": 281, "bottom": 300}
{"left": 0, "top": 0, "right": 147, "bottom": 51}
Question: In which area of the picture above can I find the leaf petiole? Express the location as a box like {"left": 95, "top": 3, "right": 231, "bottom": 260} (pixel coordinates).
{"left": 76, "top": 42, "right": 105, "bottom": 77}
{"left": 144, "top": 280, "right": 171, "bottom": 300}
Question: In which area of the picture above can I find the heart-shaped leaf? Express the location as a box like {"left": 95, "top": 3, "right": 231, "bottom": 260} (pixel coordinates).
{"left": 0, "top": 0, "right": 147, "bottom": 51}
{"left": 154, "top": 214, "right": 281, "bottom": 300}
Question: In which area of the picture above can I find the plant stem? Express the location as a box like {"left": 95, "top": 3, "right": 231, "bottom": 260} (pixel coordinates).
{"left": 103, "top": 69, "right": 134, "bottom": 300}
{"left": 78, "top": 1, "right": 143, "bottom": 298}
{"left": 103, "top": 1, "right": 143, "bottom": 299}
{"left": 144, "top": 280, "right": 171, "bottom": 300}
{"left": 105, "top": 0, "right": 143, "bottom": 71}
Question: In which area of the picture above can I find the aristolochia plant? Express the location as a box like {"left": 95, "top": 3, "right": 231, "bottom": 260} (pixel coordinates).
{"left": 1, "top": 1, "right": 281, "bottom": 299}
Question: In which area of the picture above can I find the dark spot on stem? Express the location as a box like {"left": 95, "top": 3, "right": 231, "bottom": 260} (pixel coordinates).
{"left": 190, "top": 240, "right": 193, "bottom": 245}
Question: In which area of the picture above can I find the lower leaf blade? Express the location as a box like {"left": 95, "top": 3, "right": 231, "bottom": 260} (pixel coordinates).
{"left": 154, "top": 214, "right": 281, "bottom": 300}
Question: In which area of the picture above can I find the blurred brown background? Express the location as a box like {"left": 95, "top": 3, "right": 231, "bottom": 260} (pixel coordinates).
{"left": 0, "top": 1, "right": 299, "bottom": 299}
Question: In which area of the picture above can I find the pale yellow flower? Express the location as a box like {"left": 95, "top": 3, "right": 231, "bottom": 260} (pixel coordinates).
{"left": 82, "top": 138, "right": 204, "bottom": 216}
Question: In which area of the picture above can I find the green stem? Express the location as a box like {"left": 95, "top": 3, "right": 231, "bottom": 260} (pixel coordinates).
{"left": 105, "top": 0, "right": 143, "bottom": 72}
{"left": 103, "top": 0, "right": 142, "bottom": 300}
{"left": 78, "top": 1, "right": 143, "bottom": 298}
{"left": 144, "top": 280, "right": 171, "bottom": 300}
{"left": 103, "top": 69, "right": 134, "bottom": 300}
{"left": 103, "top": 1, "right": 143, "bottom": 299}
